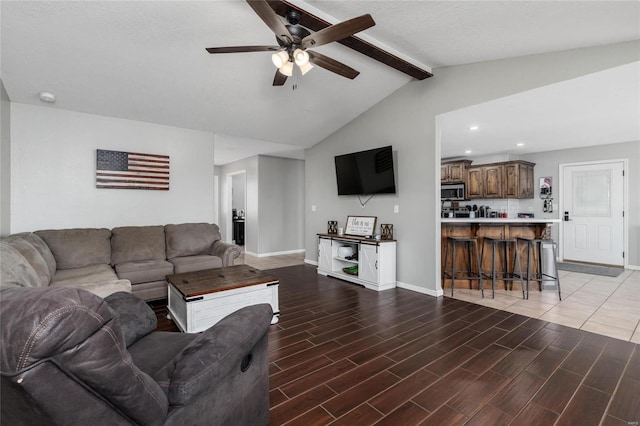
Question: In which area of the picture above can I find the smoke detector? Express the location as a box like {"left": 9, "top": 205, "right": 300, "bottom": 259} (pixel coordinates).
{"left": 38, "top": 92, "right": 56, "bottom": 103}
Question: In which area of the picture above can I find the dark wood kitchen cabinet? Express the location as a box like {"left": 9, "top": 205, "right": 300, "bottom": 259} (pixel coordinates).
{"left": 467, "top": 161, "right": 535, "bottom": 199}
{"left": 441, "top": 160, "right": 471, "bottom": 183}
{"left": 467, "top": 164, "right": 503, "bottom": 199}
{"left": 466, "top": 167, "right": 484, "bottom": 199}
{"left": 504, "top": 161, "right": 535, "bottom": 199}
{"left": 482, "top": 164, "right": 504, "bottom": 198}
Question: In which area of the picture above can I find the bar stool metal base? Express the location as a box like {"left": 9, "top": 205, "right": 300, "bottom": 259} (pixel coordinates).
{"left": 443, "top": 237, "right": 483, "bottom": 298}
{"left": 517, "top": 238, "right": 562, "bottom": 300}
{"left": 480, "top": 237, "right": 525, "bottom": 299}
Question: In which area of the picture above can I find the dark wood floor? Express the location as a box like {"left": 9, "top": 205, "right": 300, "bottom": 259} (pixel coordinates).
{"left": 152, "top": 264, "right": 640, "bottom": 426}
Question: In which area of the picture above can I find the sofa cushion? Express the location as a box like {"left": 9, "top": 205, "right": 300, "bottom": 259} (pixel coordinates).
{"left": 111, "top": 226, "right": 166, "bottom": 266}
{"left": 9, "top": 233, "right": 56, "bottom": 276}
{"left": 49, "top": 264, "right": 129, "bottom": 299}
{"left": 36, "top": 228, "right": 112, "bottom": 270}
{"left": 104, "top": 291, "right": 158, "bottom": 347}
{"left": 51, "top": 264, "right": 119, "bottom": 285}
{"left": 165, "top": 223, "right": 221, "bottom": 259}
{"left": 168, "top": 255, "right": 222, "bottom": 274}
{"left": 0, "top": 241, "right": 41, "bottom": 288}
{"left": 50, "top": 279, "right": 132, "bottom": 299}
{"left": 128, "top": 332, "right": 197, "bottom": 377}
{"left": 115, "top": 260, "right": 174, "bottom": 284}
{"left": 5, "top": 237, "right": 51, "bottom": 287}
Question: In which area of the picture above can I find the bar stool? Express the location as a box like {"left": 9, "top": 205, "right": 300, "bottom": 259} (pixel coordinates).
{"left": 443, "top": 236, "right": 483, "bottom": 297}
{"left": 480, "top": 237, "right": 524, "bottom": 299}
{"left": 517, "top": 238, "right": 562, "bottom": 300}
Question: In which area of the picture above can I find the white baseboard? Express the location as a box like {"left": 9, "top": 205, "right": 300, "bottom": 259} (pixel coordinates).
{"left": 396, "top": 281, "right": 443, "bottom": 298}
{"left": 305, "top": 259, "right": 318, "bottom": 266}
{"left": 627, "top": 264, "right": 640, "bottom": 271}
{"left": 244, "top": 249, "right": 305, "bottom": 258}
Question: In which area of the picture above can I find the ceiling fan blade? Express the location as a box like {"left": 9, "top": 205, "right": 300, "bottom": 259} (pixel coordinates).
{"left": 302, "top": 14, "right": 375, "bottom": 49}
{"left": 246, "top": 0, "right": 293, "bottom": 44}
{"left": 308, "top": 51, "right": 360, "bottom": 79}
{"left": 205, "top": 45, "right": 280, "bottom": 54}
{"left": 273, "top": 70, "right": 288, "bottom": 86}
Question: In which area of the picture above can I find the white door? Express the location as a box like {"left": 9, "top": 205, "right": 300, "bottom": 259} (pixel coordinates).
{"left": 359, "top": 244, "right": 379, "bottom": 283}
{"left": 318, "top": 238, "right": 332, "bottom": 272}
{"left": 562, "top": 161, "right": 624, "bottom": 266}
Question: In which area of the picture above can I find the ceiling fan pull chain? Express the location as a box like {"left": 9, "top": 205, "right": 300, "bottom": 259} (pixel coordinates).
{"left": 292, "top": 65, "right": 299, "bottom": 91}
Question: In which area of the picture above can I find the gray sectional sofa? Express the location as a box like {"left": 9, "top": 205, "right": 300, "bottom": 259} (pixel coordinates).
{"left": 0, "top": 223, "right": 241, "bottom": 300}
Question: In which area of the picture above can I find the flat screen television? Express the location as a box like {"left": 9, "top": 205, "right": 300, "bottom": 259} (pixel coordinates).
{"left": 334, "top": 146, "right": 396, "bottom": 195}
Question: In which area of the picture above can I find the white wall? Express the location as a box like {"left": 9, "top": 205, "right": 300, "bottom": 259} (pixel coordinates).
{"left": 0, "top": 81, "right": 11, "bottom": 237}
{"left": 10, "top": 103, "right": 215, "bottom": 232}
{"left": 231, "top": 173, "right": 246, "bottom": 213}
{"left": 258, "top": 155, "right": 305, "bottom": 255}
{"left": 305, "top": 41, "right": 640, "bottom": 296}
{"left": 220, "top": 155, "right": 305, "bottom": 256}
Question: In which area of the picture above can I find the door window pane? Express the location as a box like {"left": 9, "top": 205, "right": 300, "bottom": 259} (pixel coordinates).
{"left": 573, "top": 170, "right": 611, "bottom": 217}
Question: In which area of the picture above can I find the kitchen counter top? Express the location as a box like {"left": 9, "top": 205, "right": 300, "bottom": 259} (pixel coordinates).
{"left": 441, "top": 218, "right": 560, "bottom": 224}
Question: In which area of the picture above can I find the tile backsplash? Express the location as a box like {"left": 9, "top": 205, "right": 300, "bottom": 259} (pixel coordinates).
{"left": 460, "top": 199, "right": 521, "bottom": 218}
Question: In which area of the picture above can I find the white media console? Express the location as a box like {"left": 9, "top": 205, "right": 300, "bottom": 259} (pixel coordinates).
{"left": 317, "top": 234, "right": 396, "bottom": 291}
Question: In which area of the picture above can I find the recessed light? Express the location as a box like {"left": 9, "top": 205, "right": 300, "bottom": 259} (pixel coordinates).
{"left": 469, "top": 125, "right": 479, "bottom": 131}
{"left": 516, "top": 143, "right": 525, "bottom": 147}
{"left": 465, "top": 150, "right": 472, "bottom": 154}
{"left": 39, "top": 91, "right": 56, "bottom": 103}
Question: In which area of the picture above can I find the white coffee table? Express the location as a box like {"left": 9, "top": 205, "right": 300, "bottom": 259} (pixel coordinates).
{"left": 166, "top": 264, "right": 279, "bottom": 333}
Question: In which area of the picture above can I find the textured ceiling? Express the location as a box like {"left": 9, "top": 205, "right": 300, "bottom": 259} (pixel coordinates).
{"left": 2, "top": 1, "right": 639, "bottom": 164}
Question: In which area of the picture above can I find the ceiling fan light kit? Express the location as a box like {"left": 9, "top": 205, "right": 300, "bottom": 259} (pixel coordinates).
{"left": 298, "top": 61, "right": 314, "bottom": 75}
{"left": 279, "top": 61, "right": 294, "bottom": 77}
{"left": 206, "top": 0, "right": 376, "bottom": 87}
{"left": 293, "top": 49, "right": 309, "bottom": 66}
{"left": 271, "top": 50, "right": 289, "bottom": 68}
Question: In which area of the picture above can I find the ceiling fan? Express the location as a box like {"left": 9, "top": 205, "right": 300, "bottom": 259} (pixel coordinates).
{"left": 205, "top": 0, "right": 375, "bottom": 86}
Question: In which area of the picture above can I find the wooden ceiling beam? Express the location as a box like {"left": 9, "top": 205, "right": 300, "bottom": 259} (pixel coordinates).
{"left": 268, "top": 0, "right": 433, "bottom": 80}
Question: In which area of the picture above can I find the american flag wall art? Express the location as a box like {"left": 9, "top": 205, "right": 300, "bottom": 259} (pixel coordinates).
{"left": 96, "top": 149, "right": 170, "bottom": 190}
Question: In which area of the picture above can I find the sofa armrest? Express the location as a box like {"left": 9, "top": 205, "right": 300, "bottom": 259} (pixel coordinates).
{"left": 209, "top": 240, "right": 241, "bottom": 266}
{"left": 155, "top": 304, "right": 272, "bottom": 406}
{"left": 104, "top": 291, "right": 157, "bottom": 347}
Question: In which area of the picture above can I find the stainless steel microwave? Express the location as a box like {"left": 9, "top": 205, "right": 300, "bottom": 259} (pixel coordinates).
{"left": 441, "top": 183, "right": 465, "bottom": 200}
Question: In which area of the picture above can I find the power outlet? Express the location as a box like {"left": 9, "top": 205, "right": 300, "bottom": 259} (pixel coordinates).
{"left": 311, "top": 205, "right": 316, "bottom": 212}
{"left": 394, "top": 205, "right": 399, "bottom": 213}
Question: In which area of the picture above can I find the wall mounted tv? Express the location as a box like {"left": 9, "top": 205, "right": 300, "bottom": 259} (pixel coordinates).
{"left": 334, "top": 145, "right": 396, "bottom": 195}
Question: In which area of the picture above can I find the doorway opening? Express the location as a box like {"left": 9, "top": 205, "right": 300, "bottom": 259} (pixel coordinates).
{"left": 226, "top": 170, "right": 246, "bottom": 247}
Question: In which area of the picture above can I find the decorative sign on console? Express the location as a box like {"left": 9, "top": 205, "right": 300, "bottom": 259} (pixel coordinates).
{"left": 96, "top": 149, "right": 170, "bottom": 190}
{"left": 345, "top": 216, "right": 377, "bottom": 236}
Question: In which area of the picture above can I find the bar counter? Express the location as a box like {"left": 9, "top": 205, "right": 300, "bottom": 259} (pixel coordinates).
{"left": 442, "top": 218, "right": 561, "bottom": 224}
{"left": 441, "top": 218, "right": 560, "bottom": 290}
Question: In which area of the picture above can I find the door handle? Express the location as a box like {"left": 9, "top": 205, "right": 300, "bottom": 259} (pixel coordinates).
{"left": 563, "top": 211, "right": 572, "bottom": 221}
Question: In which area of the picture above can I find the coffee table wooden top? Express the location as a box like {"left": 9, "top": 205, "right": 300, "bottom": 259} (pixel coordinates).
{"left": 166, "top": 264, "right": 279, "bottom": 299}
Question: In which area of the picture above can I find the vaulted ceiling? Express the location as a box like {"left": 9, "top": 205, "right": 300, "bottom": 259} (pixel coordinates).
{"left": 2, "top": 1, "right": 638, "bottom": 164}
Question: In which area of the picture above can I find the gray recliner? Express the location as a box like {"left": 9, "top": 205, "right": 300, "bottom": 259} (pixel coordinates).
{"left": 0, "top": 286, "right": 271, "bottom": 425}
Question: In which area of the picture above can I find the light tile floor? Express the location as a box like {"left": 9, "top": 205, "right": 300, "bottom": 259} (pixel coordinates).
{"left": 449, "top": 269, "right": 640, "bottom": 343}
{"left": 235, "top": 250, "right": 640, "bottom": 343}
